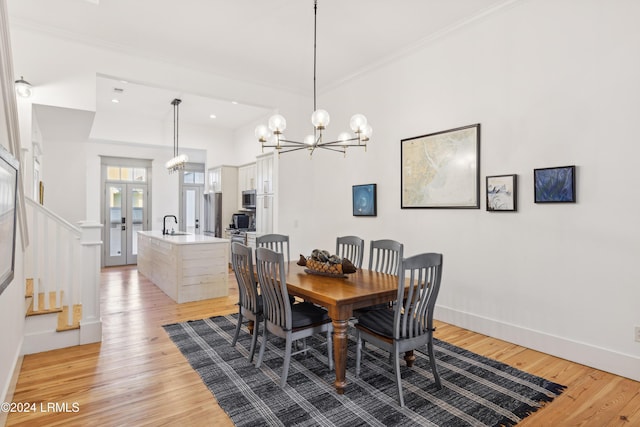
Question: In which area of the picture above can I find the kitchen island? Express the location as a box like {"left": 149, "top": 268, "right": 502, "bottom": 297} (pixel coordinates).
{"left": 137, "top": 231, "right": 229, "bottom": 303}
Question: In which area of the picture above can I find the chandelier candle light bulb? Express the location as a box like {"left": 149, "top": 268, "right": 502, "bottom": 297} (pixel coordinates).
{"left": 255, "top": 0, "right": 371, "bottom": 157}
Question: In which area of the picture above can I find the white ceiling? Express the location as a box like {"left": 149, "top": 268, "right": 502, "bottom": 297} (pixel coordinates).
{"left": 8, "top": 0, "right": 515, "bottom": 130}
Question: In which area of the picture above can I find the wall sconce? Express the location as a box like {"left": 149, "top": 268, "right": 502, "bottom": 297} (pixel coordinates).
{"left": 15, "top": 76, "right": 33, "bottom": 98}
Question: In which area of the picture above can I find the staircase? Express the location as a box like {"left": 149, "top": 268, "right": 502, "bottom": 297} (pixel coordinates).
{"left": 23, "top": 198, "right": 103, "bottom": 354}
{"left": 24, "top": 278, "right": 82, "bottom": 331}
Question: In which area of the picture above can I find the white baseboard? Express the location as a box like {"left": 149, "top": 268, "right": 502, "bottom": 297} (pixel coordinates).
{"left": 436, "top": 305, "right": 640, "bottom": 382}
{"left": 0, "top": 341, "right": 24, "bottom": 427}
{"left": 80, "top": 319, "right": 102, "bottom": 345}
{"left": 22, "top": 329, "right": 81, "bottom": 355}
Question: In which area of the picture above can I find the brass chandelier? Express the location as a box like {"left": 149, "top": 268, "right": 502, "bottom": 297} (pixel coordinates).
{"left": 254, "top": 0, "right": 372, "bottom": 156}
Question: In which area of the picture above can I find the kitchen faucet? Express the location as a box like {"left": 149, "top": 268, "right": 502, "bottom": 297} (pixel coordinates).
{"left": 163, "top": 215, "right": 177, "bottom": 235}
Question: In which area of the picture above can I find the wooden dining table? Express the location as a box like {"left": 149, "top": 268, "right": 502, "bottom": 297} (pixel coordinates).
{"left": 283, "top": 261, "right": 411, "bottom": 395}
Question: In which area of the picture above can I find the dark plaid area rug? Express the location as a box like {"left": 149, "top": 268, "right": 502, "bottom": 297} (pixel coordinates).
{"left": 163, "top": 315, "right": 565, "bottom": 427}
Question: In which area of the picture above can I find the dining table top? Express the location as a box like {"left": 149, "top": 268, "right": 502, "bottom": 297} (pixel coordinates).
{"left": 282, "top": 261, "right": 402, "bottom": 315}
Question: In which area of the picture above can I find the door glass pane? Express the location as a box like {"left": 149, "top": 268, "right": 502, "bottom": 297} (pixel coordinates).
{"left": 107, "top": 166, "right": 120, "bottom": 180}
{"left": 120, "top": 167, "right": 132, "bottom": 181}
{"left": 194, "top": 172, "right": 205, "bottom": 184}
{"left": 109, "top": 186, "right": 123, "bottom": 256}
{"left": 131, "top": 187, "right": 144, "bottom": 256}
{"left": 185, "top": 189, "right": 196, "bottom": 234}
{"left": 183, "top": 171, "right": 195, "bottom": 184}
{"left": 133, "top": 168, "right": 146, "bottom": 181}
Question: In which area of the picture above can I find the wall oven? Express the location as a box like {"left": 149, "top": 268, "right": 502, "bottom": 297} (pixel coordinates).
{"left": 242, "top": 190, "right": 256, "bottom": 209}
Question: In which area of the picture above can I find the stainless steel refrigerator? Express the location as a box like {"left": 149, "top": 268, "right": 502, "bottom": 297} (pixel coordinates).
{"left": 203, "top": 192, "right": 222, "bottom": 237}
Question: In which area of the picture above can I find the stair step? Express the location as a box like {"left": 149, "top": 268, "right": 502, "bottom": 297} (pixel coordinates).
{"left": 57, "top": 304, "right": 82, "bottom": 332}
{"left": 24, "top": 279, "right": 82, "bottom": 332}
{"left": 26, "top": 292, "right": 64, "bottom": 316}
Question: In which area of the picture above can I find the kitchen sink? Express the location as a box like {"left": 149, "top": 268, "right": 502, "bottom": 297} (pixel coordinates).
{"left": 166, "top": 231, "right": 191, "bottom": 236}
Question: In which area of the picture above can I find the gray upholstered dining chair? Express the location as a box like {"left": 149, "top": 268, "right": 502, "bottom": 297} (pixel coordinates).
{"left": 355, "top": 252, "right": 444, "bottom": 407}
{"left": 257, "top": 233, "right": 290, "bottom": 264}
{"left": 230, "top": 242, "right": 262, "bottom": 363}
{"left": 336, "top": 235, "right": 364, "bottom": 269}
{"left": 255, "top": 247, "right": 334, "bottom": 388}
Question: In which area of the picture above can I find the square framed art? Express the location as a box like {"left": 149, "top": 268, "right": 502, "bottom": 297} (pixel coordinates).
{"left": 534, "top": 165, "right": 576, "bottom": 203}
{"left": 401, "top": 124, "right": 480, "bottom": 209}
{"left": 352, "top": 184, "right": 377, "bottom": 216}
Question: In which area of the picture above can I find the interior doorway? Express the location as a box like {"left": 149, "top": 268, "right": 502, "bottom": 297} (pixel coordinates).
{"left": 101, "top": 158, "right": 151, "bottom": 267}
{"left": 179, "top": 165, "right": 205, "bottom": 235}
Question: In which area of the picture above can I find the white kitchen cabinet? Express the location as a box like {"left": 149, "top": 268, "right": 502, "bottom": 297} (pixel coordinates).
{"left": 246, "top": 232, "right": 256, "bottom": 249}
{"left": 255, "top": 194, "right": 274, "bottom": 234}
{"left": 256, "top": 152, "right": 274, "bottom": 195}
{"left": 208, "top": 167, "right": 222, "bottom": 192}
{"left": 237, "top": 162, "right": 257, "bottom": 210}
{"left": 255, "top": 152, "right": 277, "bottom": 234}
{"left": 244, "top": 163, "right": 257, "bottom": 190}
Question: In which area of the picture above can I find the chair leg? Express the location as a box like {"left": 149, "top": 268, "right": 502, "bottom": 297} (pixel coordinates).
{"left": 326, "top": 330, "right": 333, "bottom": 371}
{"left": 248, "top": 319, "right": 260, "bottom": 363}
{"left": 255, "top": 327, "right": 268, "bottom": 369}
{"left": 427, "top": 338, "right": 442, "bottom": 390}
{"left": 231, "top": 311, "right": 243, "bottom": 347}
{"left": 280, "top": 335, "right": 293, "bottom": 388}
{"left": 393, "top": 348, "right": 405, "bottom": 407}
{"left": 355, "top": 331, "right": 362, "bottom": 377}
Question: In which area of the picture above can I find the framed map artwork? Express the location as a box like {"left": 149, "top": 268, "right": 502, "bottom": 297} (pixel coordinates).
{"left": 401, "top": 124, "right": 480, "bottom": 209}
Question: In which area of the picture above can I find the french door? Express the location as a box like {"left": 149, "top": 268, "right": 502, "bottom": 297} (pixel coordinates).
{"left": 181, "top": 185, "right": 202, "bottom": 234}
{"left": 179, "top": 166, "right": 205, "bottom": 235}
{"left": 104, "top": 183, "right": 148, "bottom": 266}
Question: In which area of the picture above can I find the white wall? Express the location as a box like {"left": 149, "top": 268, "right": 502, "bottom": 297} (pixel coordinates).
{"left": 0, "top": 226, "right": 24, "bottom": 406}
{"left": 0, "top": 0, "right": 25, "bottom": 407}
{"left": 271, "top": 0, "right": 640, "bottom": 381}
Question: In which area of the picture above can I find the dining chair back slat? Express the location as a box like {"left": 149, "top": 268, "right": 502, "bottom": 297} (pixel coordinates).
{"left": 257, "top": 233, "right": 290, "bottom": 264}
{"left": 230, "top": 242, "right": 262, "bottom": 362}
{"left": 369, "top": 239, "right": 404, "bottom": 275}
{"left": 336, "top": 235, "right": 364, "bottom": 269}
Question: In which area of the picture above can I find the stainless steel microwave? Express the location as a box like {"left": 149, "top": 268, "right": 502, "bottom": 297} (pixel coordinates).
{"left": 242, "top": 190, "right": 256, "bottom": 209}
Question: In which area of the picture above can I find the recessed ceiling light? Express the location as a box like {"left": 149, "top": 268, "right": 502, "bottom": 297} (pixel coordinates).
{"left": 231, "top": 101, "right": 238, "bottom": 105}
{"left": 209, "top": 114, "right": 217, "bottom": 119}
{"left": 111, "top": 99, "right": 120, "bottom": 103}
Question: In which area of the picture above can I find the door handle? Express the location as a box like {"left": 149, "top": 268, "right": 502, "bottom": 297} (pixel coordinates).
{"left": 121, "top": 225, "right": 126, "bottom": 231}
{"left": 121, "top": 217, "right": 126, "bottom": 224}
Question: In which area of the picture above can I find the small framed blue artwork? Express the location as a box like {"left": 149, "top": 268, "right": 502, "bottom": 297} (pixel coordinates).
{"left": 534, "top": 165, "right": 576, "bottom": 203}
{"left": 352, "top": 184, "right": 377, "bottom": 216}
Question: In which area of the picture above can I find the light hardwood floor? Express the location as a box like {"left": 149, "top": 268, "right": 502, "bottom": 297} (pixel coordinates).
{"left": 6, "top": 266, "right": 640, "bottom": 426}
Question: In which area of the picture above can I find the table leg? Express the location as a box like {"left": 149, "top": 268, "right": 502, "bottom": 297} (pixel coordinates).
{"left": 404, "top": 350, "right": 415, "bottom": 367}
{"left": 332, "top": 318, "right": 348, "bottom": 394}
